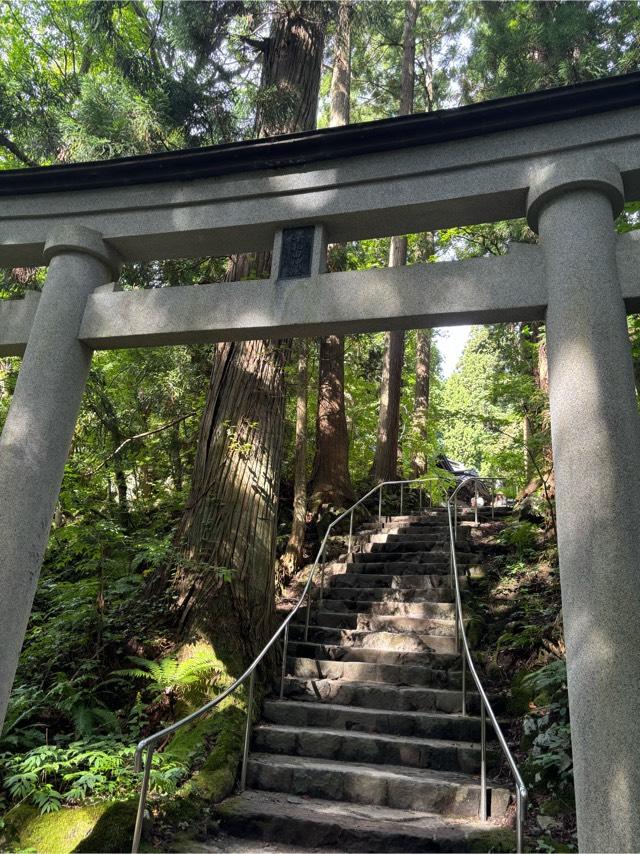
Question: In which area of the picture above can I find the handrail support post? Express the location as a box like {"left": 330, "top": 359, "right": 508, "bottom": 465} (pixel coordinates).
{"left": 240, "top": 669, "right": 255, "bottom": 791}
{"left": 461, "top": 642, "right": 467, "bottom": 715}
{"left": 131, "top": 746, "right": 154, "bottom": 854}
{"left": 279, "top": 622, "right": 289, "bottom": 699}
{"left": 318, "top": 547, "right": 325, "bottom": 610}
{"left": 304, "top": 591, "right": 311, "bottom": 642}
{"left": 480, "top": 702, "right": 487, "bottom": 820}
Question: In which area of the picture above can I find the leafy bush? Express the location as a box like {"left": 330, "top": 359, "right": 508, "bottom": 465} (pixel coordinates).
{"left": 1, "top": 738, "right": 186, "bottom": 814}
{"left": 498, "top": 520, "right": 540, "bottom": 555}
{"left": 521, "top": 660, "right": 573, "bottom": 795}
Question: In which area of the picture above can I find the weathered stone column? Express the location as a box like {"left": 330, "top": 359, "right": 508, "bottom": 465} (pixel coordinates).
{"left": 0, "top": 225, "right": 120, "bottom": 729}
{"left": 528, "top": 158, "right": 640, "bottom": 853}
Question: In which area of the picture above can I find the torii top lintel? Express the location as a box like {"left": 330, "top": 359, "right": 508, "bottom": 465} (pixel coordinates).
{"left": 2, "top": 72, "right": 640, "bottom": 267}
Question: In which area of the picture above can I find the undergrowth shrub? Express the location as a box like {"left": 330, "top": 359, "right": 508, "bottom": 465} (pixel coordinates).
{"left": 1, "top": 738, "right": 186, "bottom": 814}
{"left": 521, "top": 660, "right": 573, "bottom": 797}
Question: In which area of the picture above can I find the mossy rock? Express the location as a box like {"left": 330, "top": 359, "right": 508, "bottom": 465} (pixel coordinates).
{"left": 158, "top": 699, "right": 245, "bottom": 834}
{"left": 465, "top": 827, "right": 517, "bottom": 852}
{"left": 3, "top": 800, "right": 136, "bottom": 854}
{"left": 540, "top": 796, "right": 575, "bottom": 818}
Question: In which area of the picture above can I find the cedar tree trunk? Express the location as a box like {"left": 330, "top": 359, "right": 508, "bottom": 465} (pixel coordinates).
{"left": 166, "top": 2, "right": 326, "bottom": 674}
{"left": 310, "top": 0, "right": 354, "bottom": 510}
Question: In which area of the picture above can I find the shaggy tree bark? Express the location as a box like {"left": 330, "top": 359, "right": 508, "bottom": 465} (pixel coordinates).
{"left": 372, "top": 0, "right": 417, "bottom": 483}
{"left": 164, "top": 2, "right": 327, "bottom": 674}
{"left": 413, "top": 327, "right": 432, "bottom": 476}
{"left": 173, "top": 339, "right": 288, "bottom": 670}
{"left": 310, "top": 0, "right": 354, "bottom": 510}
{"left": 281, "top": 340, "right": 309, "bottom": 576}
{"left": 311, "top": 334, "right": 355, "bottom": 508}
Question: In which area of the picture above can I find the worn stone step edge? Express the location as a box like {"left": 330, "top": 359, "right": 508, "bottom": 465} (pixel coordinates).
{"left": 215, "top": 790, "right": 516, "bottom": 853}
{"left": 289, "top": 626, "right": 458, "bottom": 655}
{"left": 352, "top": 553, "right": 474, "bottom": 565}
{"left": 309, "top": 611, "right": 457, "bottom": 636}
{"left": 246, "top": 753, "right": 511, "bottom": 818}
{"left": 286, "top": 655, "right": 462, "bottom": 688}
{"left": 282, "top": 676, "right": 486, "bottom": 713}
{"left": 252, "top": 723, "right": 493, "bottom": 774}
{"left": 329, "top": 574, "right": 463, "bottom": 590}
{"left": 321, "top": 585, "right": 455, "bottom": 602}
{"left": 285, "top": 641, "right": 460, "bottom": 668}
{"left": 262, "top": 699, "right": 496, "bottom": 741}
{"left": 318, "top": 599, "right": 455, "bottom": 616}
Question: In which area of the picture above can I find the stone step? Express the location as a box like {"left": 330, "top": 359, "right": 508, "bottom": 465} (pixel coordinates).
{"left": 246, "top": 753, "right": 511, "bottom": 818}
{"left": 263, "top": 699, "right": 490, "bottom": 742}
{"left": 285, "top": 641, "right": 460, "bottom": 668}
{"left": 286, "top": 656, "right": 461, "bottom": 689}
{"left": 381, "top": 513, "right": 450, "bottom": 522}
{"left": 358, "top": 521, "right": 451, "bottom": 534}
{"left": 377, "top": 517, "right": 456, "bottom": 532}
{"left": 329, "top": 573, "right": 461, "bottom": 591}
{"left": 321, "top": 585, "right": 454, "bottom": 602}
{"left": 216, "top": 790, "right": 516, "bottom": 853}
{"left": 309, "top": 611, "right": 457, "bottom": 636}
{"left": 363, "top": 541, "right": 451, "bottom": 554}
{"left": 319, "top": 599, "right": 455, "bottom": 618}
{"left": 352, "top": 552, "right": 473, "bottom": 565}
{"left": 252, "top": 724, "right": 492, "bottom": 774}
{"left": 344, "top": 561, "right": 453, "bottom": 575}
{"left": 289, "top": 625, "right": 458, "bottom": 654}
{"left": 282, "top": 677, "right": 483, "bottom": 714}
{"left": 368, "top": 533, "right": 450, "bottom": 544}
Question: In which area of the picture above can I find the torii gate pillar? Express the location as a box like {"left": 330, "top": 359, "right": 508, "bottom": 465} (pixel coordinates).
{"left": 0, "top": 225, "right": 120, "bottom": 723}
{"left": 529, "top": 158, "right": 640, "bottom": 852}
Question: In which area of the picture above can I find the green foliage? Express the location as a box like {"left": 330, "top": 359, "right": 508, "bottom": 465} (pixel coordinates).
{"left": 521, "top": 661, "right": 573, "bottom": 796}
{"left": 1, "top": 738, "right": 186, "bottom": 814}
{"left": 498, "top": 521, "right": 540, "bottom": 556}
{"left": 116, "top": 649, "right": 224, "bottom": 705}
{"left": 6, "top": 2, "right": 637, "bottom": 845}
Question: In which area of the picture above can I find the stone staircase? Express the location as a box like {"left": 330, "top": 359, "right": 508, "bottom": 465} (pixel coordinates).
{"left": 216, "top": 507, "right": 516, "bottom": 852}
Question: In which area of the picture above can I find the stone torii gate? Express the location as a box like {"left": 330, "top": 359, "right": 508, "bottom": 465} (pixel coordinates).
{"left": 2, "top": 72, "right": 640, "bottom": 851}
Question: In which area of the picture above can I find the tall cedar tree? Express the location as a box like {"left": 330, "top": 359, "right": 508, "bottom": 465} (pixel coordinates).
{"left": 372, "top": 0, "right": 418, "bottom": 482}
{"left": 281, "top": 338, "right": 309, "bottom": 575}
{"left": 309, "top": 0, "right": 355, "bottom": 511}
{"left": 412, "top": 18, "right": 437, "bottom": 475}
{"left": 166, "top": 2, "right": 327, "bottom": 673}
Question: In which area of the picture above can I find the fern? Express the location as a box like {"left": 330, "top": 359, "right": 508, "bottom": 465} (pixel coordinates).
{"left": 1, "top": 738, "right": 187, "bottom": 814}
{"left": 115, "top": 649, "right": 223, "bottom": 701}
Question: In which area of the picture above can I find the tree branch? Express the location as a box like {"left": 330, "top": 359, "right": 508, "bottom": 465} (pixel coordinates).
{"left": 0, "top": 132, "right": 39, "bottom": 167}
{"left": 87, "top": 412, "right": 196, "bottom": 476}
{"left": 239, "top": 35, "right": 268, "bottom": 52}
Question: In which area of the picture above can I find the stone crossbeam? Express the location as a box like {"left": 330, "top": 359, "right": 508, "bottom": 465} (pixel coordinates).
{"left": 3, "top": 234, "right": 640, "bottom": 356}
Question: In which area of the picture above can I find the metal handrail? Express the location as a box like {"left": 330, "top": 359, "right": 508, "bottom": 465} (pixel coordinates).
{"left": 447, "top": 476, "right": 528, "bottom": 852}
{"left": 130, "top": 475, "right": 444, "bottom": 852}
